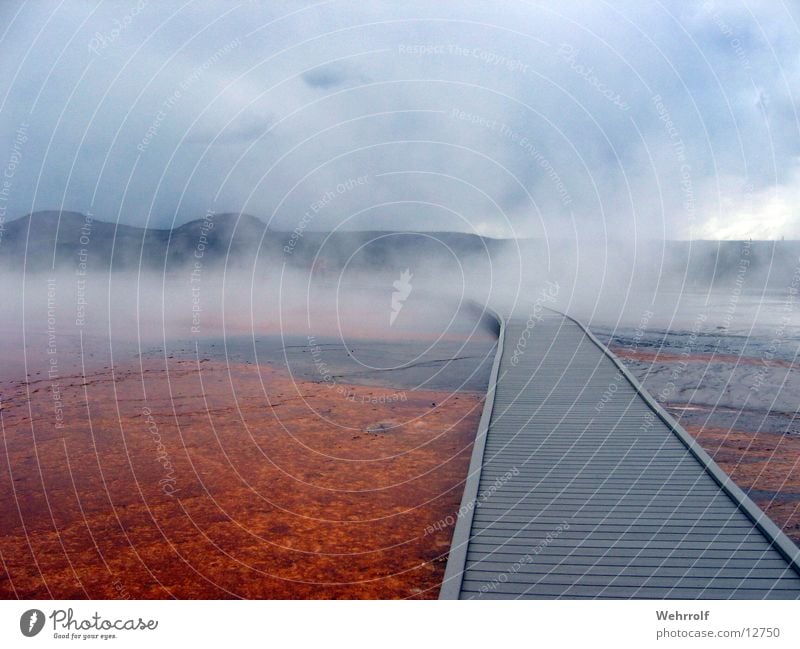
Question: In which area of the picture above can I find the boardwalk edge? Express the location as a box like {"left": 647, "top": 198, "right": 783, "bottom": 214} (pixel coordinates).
{"left": 560, "top": 309, "right": 800, "bottom": 579}
{"left": 439, "top": 307, "right": 505, "bottom": 599}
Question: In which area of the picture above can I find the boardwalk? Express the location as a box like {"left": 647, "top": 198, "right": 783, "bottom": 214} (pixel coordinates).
{"left": 440, "top": 311, "right": 800, "bottom": 599}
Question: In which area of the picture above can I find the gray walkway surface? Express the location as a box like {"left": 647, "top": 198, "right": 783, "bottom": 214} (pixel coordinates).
{"left": 440, "top": 312, "right": 800, "bottom": 599}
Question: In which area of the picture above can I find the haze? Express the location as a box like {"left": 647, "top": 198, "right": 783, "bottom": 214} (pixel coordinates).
{"left": 1, "top": 1, "right": 799, "bottom": 241}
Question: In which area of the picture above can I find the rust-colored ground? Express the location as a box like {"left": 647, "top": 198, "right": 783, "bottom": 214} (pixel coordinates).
{"left": 613, "top": 347, "right": 797, "bottom": 369}
{"left": 0, "top": 359, "right": 483, "bottom": 599}
{"left": 685, "top": 424, "right": 800, "bottom": 545}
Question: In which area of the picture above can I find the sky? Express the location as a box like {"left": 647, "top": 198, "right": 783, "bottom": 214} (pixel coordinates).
{"left": 0, "top": 0, "right": 798, "bottom": 240}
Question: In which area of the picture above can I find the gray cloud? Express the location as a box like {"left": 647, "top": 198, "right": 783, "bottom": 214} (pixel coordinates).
{"left": 0, "top": 0, "right": 798, "bottom": 239}
{"left": 302, "top": 62, "right": 358, "bottom": 88}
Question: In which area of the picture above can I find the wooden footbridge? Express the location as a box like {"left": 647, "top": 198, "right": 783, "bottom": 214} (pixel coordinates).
{"left": 440, "top": 310, "right": 800, "bottom": 599}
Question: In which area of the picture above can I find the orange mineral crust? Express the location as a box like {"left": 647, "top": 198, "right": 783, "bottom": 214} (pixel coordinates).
{"left": 612, "top": 346, "right": 797, "bottom": 369}
{"left": 0, "top": 359, "right": 484, "bottom": 599}
{"left": 685, "top": 425, "right": 800, "bottom": 546}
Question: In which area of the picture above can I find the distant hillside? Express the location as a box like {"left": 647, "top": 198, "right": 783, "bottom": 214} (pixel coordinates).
{"left": 1, "top": 211, "right": 797, "bottom": 289}
{"left": 0, "top": 211, "right": 508, "bottom": 274}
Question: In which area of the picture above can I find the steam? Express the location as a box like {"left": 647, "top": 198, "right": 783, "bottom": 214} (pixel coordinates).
{"left": 1, "top": 2, "right": 798, "bottom": 240}
{"left": 3, "top": 229, "right": 798, "bottom": 370}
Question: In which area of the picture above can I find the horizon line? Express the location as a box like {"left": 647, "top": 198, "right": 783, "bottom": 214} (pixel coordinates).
{"left": 7, "top": 210, "right": 798, "bottom": 243}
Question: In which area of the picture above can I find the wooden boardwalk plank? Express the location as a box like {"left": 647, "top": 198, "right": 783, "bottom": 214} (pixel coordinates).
{"left": 440, "top": 311, "right": 800, "bottom": 599}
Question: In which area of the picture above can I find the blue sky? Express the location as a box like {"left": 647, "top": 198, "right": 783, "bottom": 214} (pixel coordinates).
{"left": 0, "top": 0, "right": 798, "bottom": 239}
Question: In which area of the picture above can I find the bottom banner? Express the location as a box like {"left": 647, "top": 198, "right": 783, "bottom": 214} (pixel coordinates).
{"left": 1, "top": 600, "right": 797, "bottom": 648}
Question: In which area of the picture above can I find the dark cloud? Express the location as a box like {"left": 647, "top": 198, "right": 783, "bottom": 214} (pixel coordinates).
{"left": 302, "top": 63, "right": 356, "bottom": 88}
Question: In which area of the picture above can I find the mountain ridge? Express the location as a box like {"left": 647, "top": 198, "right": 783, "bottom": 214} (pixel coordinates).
{"left": 2, "top": 211, "right": 798, "bottom": 289}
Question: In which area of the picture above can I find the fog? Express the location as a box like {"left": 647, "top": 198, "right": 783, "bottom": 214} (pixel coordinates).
{"left": 1, "top": 0, "right": 799, "bottom": 347}
{"left": 1, "top": 2, "right": 799, "bottom": 240}
{"left": 2, "top": 225, "right": 799, "bottom": 380}
{"left": 0, "top": 261, "right": 500, "bottom": 387}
